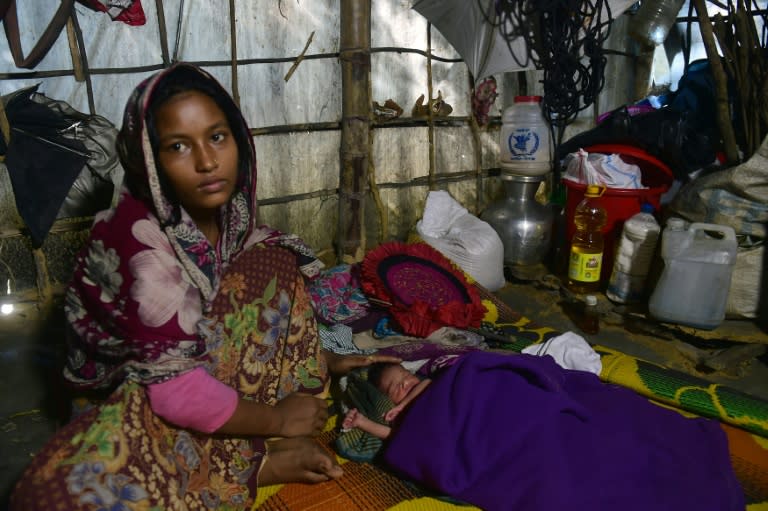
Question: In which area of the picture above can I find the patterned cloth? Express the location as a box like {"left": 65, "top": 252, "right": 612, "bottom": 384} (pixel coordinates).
{"left": 11, "top": 246, "right": 328, "bottom": 510}
{"left": 63, "top": 63, "right": 322, "bottom": 391}
{"left": 10, "top": 63, "right": 328, "bottom": 510}
{"left": 308, "top": 263, "right": 370, "bottom": 325}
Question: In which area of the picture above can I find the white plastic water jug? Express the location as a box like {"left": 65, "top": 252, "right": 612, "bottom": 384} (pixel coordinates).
{"left": 648, "top": 219, "right": 738, "bottom": 330}
{"left": 499, "top": 96, "right": 552, "bottom": 176}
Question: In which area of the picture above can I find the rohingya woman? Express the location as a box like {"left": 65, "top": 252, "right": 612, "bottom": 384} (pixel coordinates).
{"left": 10, "top": 63, "right": 396, "bottom": 510}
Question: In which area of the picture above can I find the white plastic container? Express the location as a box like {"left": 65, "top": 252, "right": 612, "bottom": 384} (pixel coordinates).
{"left": 648, "top": 219, "right": 738, "bottom": 330}
{"left": 606, "top": 203, "right": 661, "bottom": 304}
{"left": 499, "top": 96, "right": 552, "bottom": 176}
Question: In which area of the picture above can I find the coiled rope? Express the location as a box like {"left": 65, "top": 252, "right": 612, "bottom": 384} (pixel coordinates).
{"left": 481, "top": 0, "right": 614, "bottom": 140}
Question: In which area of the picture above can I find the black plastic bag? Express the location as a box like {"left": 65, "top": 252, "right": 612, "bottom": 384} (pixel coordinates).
{"left": 1, "top": 85, "right": 121, "bottom": 247}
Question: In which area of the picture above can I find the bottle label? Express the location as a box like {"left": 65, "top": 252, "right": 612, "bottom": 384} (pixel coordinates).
{"left": 501, "top": 127, "right": 547, "bottom": 162}
{"left": 568, "top": 251, "right": 602, "bottom": 282}
{"left": 606, "top": 270, "right": 645, "bottom": 303}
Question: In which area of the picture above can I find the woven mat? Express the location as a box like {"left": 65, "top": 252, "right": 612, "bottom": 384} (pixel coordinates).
{"left": 254, "top": 417, "right": 476, "bottom": 511}
{"left": 474, "top": 285, "right": 768, "bottom": 438}
{"left": 256, "top": 419, "right": 768, "bottom": 510}
{"left": 254, "top": 286, "right": 768, "bottom": 510}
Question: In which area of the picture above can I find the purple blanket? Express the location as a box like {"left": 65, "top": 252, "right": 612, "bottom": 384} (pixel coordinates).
{"left": 383, "top": 351, "right": 744, "bottom": 511}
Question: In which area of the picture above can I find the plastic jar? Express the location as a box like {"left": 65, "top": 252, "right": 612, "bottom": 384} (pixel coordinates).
{"left": 606, "top": 203, "right": 661, "bottom": 304}
{"left": 499, "top": 96, "right": 552, "bottom": 176}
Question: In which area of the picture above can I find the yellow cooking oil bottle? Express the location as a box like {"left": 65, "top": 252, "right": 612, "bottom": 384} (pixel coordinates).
{"left": 567, "top": 185, "right": 607, "bottom": 294}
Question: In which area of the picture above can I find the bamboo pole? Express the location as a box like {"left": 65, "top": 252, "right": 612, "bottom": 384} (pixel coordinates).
{"left": 65, "top": 16, "right": 85, "bottom": 82}
{"left": 338, "top": 0, "right": 371, "bottom": 262}
{"left": 425, "top": 24, "right": 436, "bottom": 191}
{"left": 228, "top": 0, "right": 240, "bottom": 107}
{"left": 693, "top": 0, "right": 740, "bottom": 165}
{"left": 32, "top": 248, "right": 53, "bottom": 312}
{"left": 469, "top": 78, "right": 483, "bottom": 215}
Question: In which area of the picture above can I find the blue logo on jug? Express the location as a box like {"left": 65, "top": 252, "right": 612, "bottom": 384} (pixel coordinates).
{"left": 507, "top": 128, "right": 540, "bottom": 158}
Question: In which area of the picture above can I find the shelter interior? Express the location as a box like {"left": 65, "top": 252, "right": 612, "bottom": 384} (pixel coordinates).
{"left": 0, "top": 0, "right": 767, "bottom": 508}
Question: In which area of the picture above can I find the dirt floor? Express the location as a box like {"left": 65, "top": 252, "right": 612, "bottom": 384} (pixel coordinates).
{"left": 0, "top": 299, "right": 68, "bottom": 509}
{"left": 497, "top": 266, "right": 768, "bottom": 401}
{"left": 1, "top": 276, "right": 766, "bottom": 508}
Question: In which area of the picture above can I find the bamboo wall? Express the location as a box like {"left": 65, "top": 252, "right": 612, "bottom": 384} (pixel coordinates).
{"left": 0, "top": 1, "right": 762, "bottom": 307}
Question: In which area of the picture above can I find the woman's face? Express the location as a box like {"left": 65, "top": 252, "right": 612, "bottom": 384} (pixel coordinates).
{"left": 153, "top": 90, "right": 239, "bottom": 222}
{"left": 379, "top": 364, "right": 421, "bottom": 404}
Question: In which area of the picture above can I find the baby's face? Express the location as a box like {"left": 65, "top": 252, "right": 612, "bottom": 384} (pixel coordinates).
{"left": 378, "top": 364, "right": 420, "bottom": 404}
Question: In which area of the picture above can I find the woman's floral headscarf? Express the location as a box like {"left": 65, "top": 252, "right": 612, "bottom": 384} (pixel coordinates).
{"left": 64, "top": 63, "right": 322, "bottom": 389}
{"left": 117, "top": 63, "right": 258, "bottom": 300}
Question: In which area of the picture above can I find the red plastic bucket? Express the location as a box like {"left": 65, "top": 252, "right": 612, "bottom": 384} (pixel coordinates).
{"left": 563, "top": 144, "right": 674, "bottom": 284}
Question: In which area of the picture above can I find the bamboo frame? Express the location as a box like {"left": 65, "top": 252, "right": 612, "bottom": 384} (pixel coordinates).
{"left": 0, "top": 0, "right": 764, "bottom": 302}
{"left": 693, "top": 0, "right": 740, "bottom": 165}
{"left": 338, "top": 0, "right": 371, "bottom": 262}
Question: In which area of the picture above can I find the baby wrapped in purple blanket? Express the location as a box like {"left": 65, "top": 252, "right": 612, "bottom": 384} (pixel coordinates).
{"left": 378, "top": 351, "right": 743, "bottom": 511}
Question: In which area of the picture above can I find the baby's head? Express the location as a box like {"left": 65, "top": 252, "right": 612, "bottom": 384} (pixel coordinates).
{"left": 368, "top": 362, "right": 421, "bottom": 405}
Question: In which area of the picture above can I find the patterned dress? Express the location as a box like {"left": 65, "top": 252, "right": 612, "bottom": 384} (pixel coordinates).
{"left": 10, "top": 63, "right": 327, "bottom": 510}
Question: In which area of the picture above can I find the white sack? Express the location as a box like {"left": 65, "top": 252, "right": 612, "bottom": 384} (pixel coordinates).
{"left": 416, "top": 191, "right": 506, "bottom": 291}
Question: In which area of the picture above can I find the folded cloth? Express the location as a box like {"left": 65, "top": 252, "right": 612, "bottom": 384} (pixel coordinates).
{"left": 522, "top": 331, "right": 602, "bottom": 375}
{"left": 353, "top": 326, "right": 486, "bottom": 350}
{"left": 308, "top": 263, "right": 370, "bottom": 325}
{"left": 320, "top": 324, "right": 375, "bottom": 355}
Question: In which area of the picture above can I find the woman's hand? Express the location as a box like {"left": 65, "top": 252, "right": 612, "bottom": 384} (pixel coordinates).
{"left": 322, "top": 350, "right": 402, "bottom": 376}
{"left": 274, "top": 393, "right": 329, "bottom": 437}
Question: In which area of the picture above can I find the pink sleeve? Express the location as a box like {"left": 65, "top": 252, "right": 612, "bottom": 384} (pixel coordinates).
{"left": 147, "top": 366, "right": 239, "bottom": 433}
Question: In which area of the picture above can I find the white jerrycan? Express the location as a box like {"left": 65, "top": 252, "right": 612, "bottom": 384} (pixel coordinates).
{"left": 648, "top": 219, "right": 737, "bottom": 330}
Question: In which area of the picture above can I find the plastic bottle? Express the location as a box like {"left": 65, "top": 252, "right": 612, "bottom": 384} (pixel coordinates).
{"left": 648, "top": 219, "right": 738, "bottom": 330}
{"left": 567, "top": 185, "right": 607, "bottom": 294}
{"left": 606, "top": 203, "right": 661, "bottom": 304}
{"left": 499, "top": 96, "right": 552, "bottom": 176}
{"left": 628, "top": 0, "right": 685, "bottom": 46}
{"left": 580, "top": 294, "right": 600, "bottom": 334}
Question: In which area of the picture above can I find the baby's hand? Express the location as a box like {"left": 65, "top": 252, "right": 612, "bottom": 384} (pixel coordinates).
{"left": 384, "top": 404, "right": 403, "bottom": 423}
{"left": 342, "top": 408, "right": 361, "bottom": 431}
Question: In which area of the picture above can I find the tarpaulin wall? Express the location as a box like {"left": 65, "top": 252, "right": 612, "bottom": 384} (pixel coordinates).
{"left": 0, "top": 1, "right": 645, "bottom": 303}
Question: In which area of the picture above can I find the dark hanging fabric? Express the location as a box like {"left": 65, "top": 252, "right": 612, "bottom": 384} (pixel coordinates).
{"left": 1, "top": 86, "right": 88, "bottom": 247}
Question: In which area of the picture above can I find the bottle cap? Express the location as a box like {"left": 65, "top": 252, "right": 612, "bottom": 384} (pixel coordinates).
{"left": 640, "top": 203, "right": 655, "bottom": 213}
{"left": 585, "top": 295, "right": 598, "bottom": 306}
{"left": 584, "top": 184, "right": 604, "bottom": 197}
{"left": 514, "top": 95, "right": 542, "bottom": 103}
{"left": 667, "top": 217, "right": 685, "bottom": 230}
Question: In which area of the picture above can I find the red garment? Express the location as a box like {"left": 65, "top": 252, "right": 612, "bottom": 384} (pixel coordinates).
{"left": 78, "top": 0, "right": 146, "bottom": 26}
